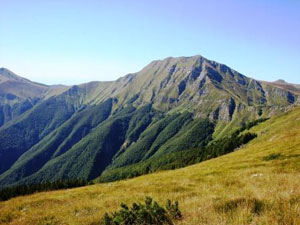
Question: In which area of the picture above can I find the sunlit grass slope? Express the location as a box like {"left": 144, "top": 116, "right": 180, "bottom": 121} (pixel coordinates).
{"left": 1, "top": 107, "right": 300, "bottom": 225}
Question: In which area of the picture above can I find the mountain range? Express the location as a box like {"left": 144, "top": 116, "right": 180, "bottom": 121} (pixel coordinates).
{"left": 0, "top": 55, "right": 299, "bottom": 187}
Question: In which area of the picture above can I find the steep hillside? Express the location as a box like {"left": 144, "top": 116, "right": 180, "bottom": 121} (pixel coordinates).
{"left": 0, "top": 106, "right": 299, "bottom": 225}
{"left": 0, "top": 55, "right": 299, "bottom": 187}
{"left": 0, "top": 87, "right": 83, "bottom": 174}
{"left": 0, "top": 99, "right": 113, "bottom": 185}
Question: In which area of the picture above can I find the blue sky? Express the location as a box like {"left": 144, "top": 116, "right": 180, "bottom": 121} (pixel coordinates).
{"left": 1, "top": 0, "right": 299, "bottom": 85}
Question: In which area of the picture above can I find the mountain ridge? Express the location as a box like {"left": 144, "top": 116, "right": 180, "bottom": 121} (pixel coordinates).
{"left": 2, "top": 57, "right": 299, "bottom": 90}
{"left": 0, "top": 55, "right": 299, "bottom": 187}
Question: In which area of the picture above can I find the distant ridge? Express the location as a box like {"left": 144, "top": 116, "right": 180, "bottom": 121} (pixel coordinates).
{"left": 274, "top": 79, "right": 287, "bottom": 84}
{"left": 267, "top": 78, "right": 300, "bottom": 95}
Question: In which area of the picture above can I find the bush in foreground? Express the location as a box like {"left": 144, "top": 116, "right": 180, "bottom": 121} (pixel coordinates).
{"left": 99, "top": 197, "right": 182, "bottom": 225}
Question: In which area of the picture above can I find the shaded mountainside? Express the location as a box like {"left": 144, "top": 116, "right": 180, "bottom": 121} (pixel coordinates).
{"left": 0, "top": 87, "right": 86, "bottom": 175}
{"left": 0, "top": 55, "right": 299, "bottom": 187}
{"left": 0, "top": 105, "right": 299, "bottom": 225}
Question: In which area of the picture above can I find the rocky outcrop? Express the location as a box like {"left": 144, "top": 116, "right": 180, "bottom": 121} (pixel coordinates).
{"left": 210, "top": 98, "right": 236, "bottom": 121}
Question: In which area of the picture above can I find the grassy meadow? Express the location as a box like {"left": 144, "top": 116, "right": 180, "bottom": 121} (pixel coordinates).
{"left": 0, "top": 107, "right": 299, "bottom": 225}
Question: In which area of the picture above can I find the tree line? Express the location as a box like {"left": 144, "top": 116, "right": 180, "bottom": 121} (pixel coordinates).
{"left": 0, "top": 179, "right": 87, "bottom": 201}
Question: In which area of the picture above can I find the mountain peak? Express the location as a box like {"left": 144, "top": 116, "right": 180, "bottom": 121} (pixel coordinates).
{"left": 0, "top": 68, "right": 50, "bottom": 87}
{"left": 146, "top": 55, "right": 205, "bottom": 67}
{"left": 0, "top": 67, "right": 22, "bottom": 80}
{"left": 274, "top": 79, "right": 287, "bottom": 84}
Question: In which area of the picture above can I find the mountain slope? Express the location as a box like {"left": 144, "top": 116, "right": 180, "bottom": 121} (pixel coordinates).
{"left": 92, "top": 56, "right": 298, "bottom": 114}
{"left": 0, "top": 86, "right": 85, "bottom": 174}
{"left": 0, "top": 106, "right": 299, "bottom": 225}
{"left": 0, "top": 55, "right": 299, "bottom": 187}
{"left": 0, "top": 99, "right": 113, "bottom": 185}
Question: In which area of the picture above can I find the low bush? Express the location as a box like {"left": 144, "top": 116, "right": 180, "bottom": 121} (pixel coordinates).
{"left": 262, "top": 153, "right": 282, "bottom": 161}
{"left": 99, "top": 197, "right": 182, "bottom": 225}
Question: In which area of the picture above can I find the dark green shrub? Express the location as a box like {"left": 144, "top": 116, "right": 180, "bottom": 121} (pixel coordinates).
{"left": 99, "top": 197, "right": 182, "bottom": 225}
{"left": 262, "top": 153, "right": 282, "bottom": 161}
{"left": 214, "top": 198, "right": 265, "bottom": 215}
{"left": 166, "top": 199, "right": 182, "bottom": 219}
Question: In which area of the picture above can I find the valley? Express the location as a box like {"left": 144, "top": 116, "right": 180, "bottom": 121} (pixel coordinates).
{"left": 0, "top": 105, "right": 299, "bottom": 224}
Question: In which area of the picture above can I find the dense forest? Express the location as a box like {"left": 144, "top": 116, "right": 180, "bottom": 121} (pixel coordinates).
{"left": 97, "top": 119, "right": 268, "bottom": 182}
{"left": 0, "top": 118, "right": 267, "bottom": 201}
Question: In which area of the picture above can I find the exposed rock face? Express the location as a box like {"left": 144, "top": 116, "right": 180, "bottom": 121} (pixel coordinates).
{"left": 210, "top": 98, "right": 236, "bottom": 121}
{"left": 297, "top": 96, "right": 300, "bottom": 105}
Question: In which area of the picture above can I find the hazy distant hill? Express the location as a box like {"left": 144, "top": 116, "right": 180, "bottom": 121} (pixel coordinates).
{"left": 0, "top": 68, "right": 69, "bottom": 127}
{"left": 0, "top": 55, "right": 299, "bottom": 187}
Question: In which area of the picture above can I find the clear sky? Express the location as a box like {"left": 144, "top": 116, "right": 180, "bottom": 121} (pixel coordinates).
{"left": 1, "top": 0, "right": 299, "bottom": 85}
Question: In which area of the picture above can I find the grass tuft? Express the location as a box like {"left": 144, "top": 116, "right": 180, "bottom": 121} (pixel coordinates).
{"left": 263, "top": 153, "right": 282, "bottom": 161}
{"left": 214, "top": 198, "right": 265, "bottom": 215}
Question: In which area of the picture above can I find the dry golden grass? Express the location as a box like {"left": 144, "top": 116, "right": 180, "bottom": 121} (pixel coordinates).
{"left": 0, "top": 107, "right": 300, "bottom": 225}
